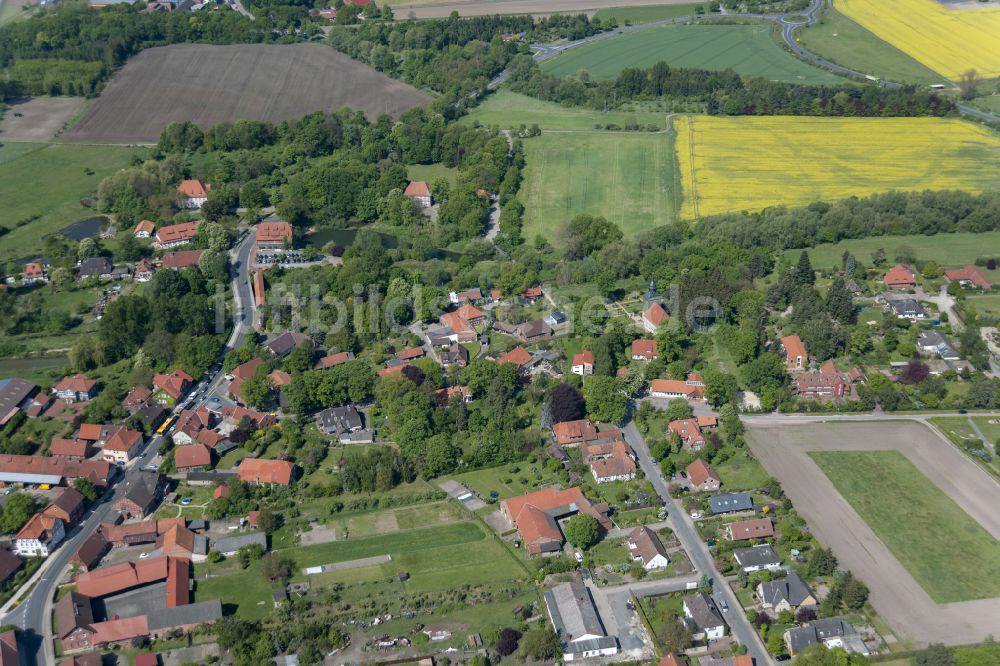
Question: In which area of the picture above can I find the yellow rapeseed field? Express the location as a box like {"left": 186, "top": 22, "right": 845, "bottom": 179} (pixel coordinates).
{"left": 836, "top": 0, "right": 1000, "bottom": 80}
{"left": 675, "top": 115, "right": 1000, "bottom": 219}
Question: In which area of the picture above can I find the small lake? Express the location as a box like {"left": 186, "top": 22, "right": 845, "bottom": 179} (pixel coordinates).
{"left": 60, "top": 215, "right": 110, "bottom": 241}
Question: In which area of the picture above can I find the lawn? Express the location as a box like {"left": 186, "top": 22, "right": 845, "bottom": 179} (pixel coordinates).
{"left": 809, "top": 449, "right": 1000, "bottom": 603}
{"left": 521, "top": 131, "right": 677, "bottom": 242}
{"left": 406, "top": 163, "right": 458, "bottom": 186}
{"left": 542, "top": 23, "right": 844, "bottom": 84}
{"left": 449, "top": 462, "right": 564, "bottom": 500}
{"left": 714, "top": 457, "right": 770, "bottom": 491}
{"left": 797, "top": 5, "right": 944, "bottom": 85}
{"left": 592, "top": 3, "right": 701, "bottom": 24}
{"left": 675, "top": 116, "right": 1000, "bottom": 219}
{"left": 0, "top": 142, "right": 145, "bottom": 263}
{"left": 323, "top": 501, "right": 461, "bottom": 538}
{"left": 973, "top": 417, "right": 1000, "bottom": 447}
{"left": 967, "top": 294, "right": 1000, "bottom": 319}
{"left": 836, "top": 0, "right": 1000, "bottom": 80}
{"left": 786, "top": 231, "right": 1000, "bottom": 272}
{"left": 194, "top": 560, "right": 275, "bottom": 620}
{"left": 464, "top": 90, "right": 665, "bottom": 130}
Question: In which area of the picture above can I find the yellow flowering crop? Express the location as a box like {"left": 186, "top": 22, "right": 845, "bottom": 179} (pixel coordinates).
{"left": 837, "top": 0, "right": 1000, "bottom": 80}
{"left": 675, "top": 115, "right": 1000, "bottom": 219}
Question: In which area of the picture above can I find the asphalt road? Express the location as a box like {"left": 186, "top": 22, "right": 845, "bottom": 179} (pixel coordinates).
{"left": 622, "top": 420, "right": 774, "bottom": 666}
{"left": 2, "top": 230, "right": 258, "bottom": 666}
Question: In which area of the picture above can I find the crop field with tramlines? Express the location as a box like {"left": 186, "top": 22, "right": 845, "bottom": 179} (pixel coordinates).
{"left": 674, "top": 115, "right": 1000, "bottom": 219}
{"left": 836, "top": 0, "right": 1000, "bottom": 79}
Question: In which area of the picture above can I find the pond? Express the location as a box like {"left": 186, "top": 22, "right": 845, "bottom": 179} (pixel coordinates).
{"left": 60, "top": 215, "right": 111, "bottom": 242}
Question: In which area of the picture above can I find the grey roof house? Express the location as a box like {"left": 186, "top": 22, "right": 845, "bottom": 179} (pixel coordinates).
{"left": 265, "top": 331, "right": 311, "bottom": 357}
{"left": 758, "top": 571, "right": 816, "bottom": 611}
{"left": 316, "top": 405, "right": 363, "bottom": 436}
{"left": 544, "top": 581, "right": 619, "bottom": 660}
{"left": 784, "top": 618, "right": 865, "bottom": 656}
{"left": 683, "top": 592, "right": 726, "bottom": 641}
{"left": 916, "top": 330, "right": 960, "bottom": 360}
{"left": 709, "top": 492, "right": 753, "bottom": 515}
{"left": 733, "top": 544, "right": 782, "bottom": 572}
{"left": 78, "top": 257, "right": 114, "bottom": 280}
{"left": 888, "top": 298, "right": 926, "bottom": 319}
{"left": 212, "top": 532, "right": 268, "bottom": 556}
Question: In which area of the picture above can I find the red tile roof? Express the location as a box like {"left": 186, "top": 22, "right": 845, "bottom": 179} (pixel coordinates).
{"left": 883, "top": 263, "right": 916, "bottom": 287}
{"left": 728, "top": 517, "right": 774, "bottom": 541}
{"left": 632, "top": 339, "right": 657, "bottom": 360}
{"left": 498, "top": 346, "right": 532, "bottom": 367}
{"left": 552, "top": 419, "right": 597, "bottom": 444}
{"left": 74, "top": 556, "right": 169, "bottom": 597}
{"left": 161, "top": 249, "right": 204, "bottom": 269}
{"left": 404, "top": 181, "right": 430, "bottom": 197}
{"left": 944, "top": 265, "right": 991, "bottom": 289}
{"left": 231, "top": 358, "right": 266, "bottom": 381}
{"left": 104, "top": 428, "right": 142, "bottom": 453}
{"left": 134, "top": 220, "right": 156, "bottom": 236}
{"left": 174, "top": 444, "right": 212, "bottom": 469}
{"left": 49, "top": 438, "right": 90, "bottom": 458}
{"left": 255, "top": 221, "right": 293, "bottom": 244}
{"left": 135, "top": 654, "right": 159, "bottom": 666}
{"left": 395, "top": 346, "right": 425, "bottom": 361}
{"left": 153, "top": 369, "right": 193, "bottom": 400}
{"left": 0, "top": 454, "right": 110, "bottom": 486}
{"left": 686, "top": 459, "right": 719, "bottom": 488}
{"left": 16, "top": 513, "right": 61, "bottom": 541}
{"left": 317, "top": 352, "right": 353, "bottom": 368}
{"left": 90, "top": 615, "right": 149, "bottom": 645}
{"left": 238, "top": 458, "right": 294, "bottom": 485}
{"left": 155, "top": 222, "right": 200, "bottom": 245}
{"left": 177, "top": 179, "right": 209, "bottom": 199}
{"left": 650, "top": 379, "right": 703, "bottom": 398}
{"left": 53, "top": 374, "right": 96, "bottom": 393}
{"left": 572, "top": 351, "right": 594, "bottom": 367}
{"left": 781, "top": 335, "right": 807, "bottom": 364}
{"left": 253, "top": 270, "right": 266, "bottom": 308}
{"left": 213, "top": 484, "right": 230, "bottom": 499}
{"left": 502, "top": 487, "right": 611, "bottom": 554}
{"left": 644, "top": 303, "right": 669, "bottom": 328}
{"left": 268, "top": 370, "right": 291, "bottom": 387}
{"left": 377, "top": 363, "right": 411, "bottom": 378}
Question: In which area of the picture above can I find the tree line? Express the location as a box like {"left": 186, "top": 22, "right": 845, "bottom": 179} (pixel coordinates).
{"left": 505, "top": 55, "right": 956, "bottom": 117}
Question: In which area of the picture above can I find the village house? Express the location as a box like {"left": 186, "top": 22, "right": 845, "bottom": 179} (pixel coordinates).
{"left": 523, "top": 286, "right": 543, "bottom": 303}
{"left": 884, "top": 297, "right": 926, "bottom": 320}
{"left": 70, "top": 532, "right": 109, "bottom": 572}
{"left": 793, "top": 362, "right": 864, "bottom": 400}
{"left": 0, "top": 454, "right": 112, "bottom": 488}
{"left": 551, "top": 419, "right": 622, "bottom": 446}
{"left": 543, "top": 581, "right": 619, "bottom": 661}
{"left": 255, "top": 221, "right": 294, "bottom": 251}
{"left": 682, "top": 592, "right": 726, "bottom": 641}
{"left": 238, "top": 458, "right": 295, "bottom": 486}
{"left": 122, "top": 385, "right": 153, "bottom": 414}
{"left": 649, "top": 377, "right": 704, "bottom": 400}
{"left": 21, "top": 261, "right": 47, "bottom": 285}
{"left": 944, "top": 265, "right": 991, "bottom": 290}
{"left": 439, "top": 342, "right": 469, "bottom": 367}
{"left": 498, "top": 345, "right": 533, "bottom": 371}
{"left": 113, "top": 472, "right": 167, "bottom": 519}
{"left": 709, "top": 492, "right": 753, "bottom": 515}
{"left": 177, "top": 179, "right": 210, "bottom": 209}
{"left": 153, "top": 221, "right": 199, "bottom": 248}
{"left": 0, "top": 378, "right": 38, "bottom": 426}
{"left": 727, "top": 517, "right": 775, "bottom": 541}
{"left": 49, "top": 437, "right": 91, "bottom": 461}
{"left": 77, "top": 257, "right": 114, "bottom": 281}
{"left": 627, "top": 526, "right": 670, "bottom": 570}
{"left": 161, "top": 249, "right": 204, "bottom": 270}
{"left": 631, "top": 339, "right": 657, "bottom": 361}
{"left": 501, "top": 486, "right": 612, "bottom": 555}
{"left": 53, "top": 374, "right": 98, "bottom": 403}
{"left": 511, "top": 319, "right": 553, "bottom": 343}
{"left": 571, "top": 351, "right": 594, "bottom": 376}
{"left": 404, "top": 181, "right": 432, "bottom": 207}
{"left": 781, "top": 335, "right": 807, "bottom": 371}
{"left": 438, "top": 303, "right": 486, "bottom": 343}
{"left": 15, "top": 513, "right": 65, "bottom": 557}
{"left": 134, "top": 259, "right": 155, "bottom": 282}
{"left": 733, "top": 544, "right": 782, "bottom": 573}
{"left": 102, "top": 428, "right": 143, "bottom": 463}
{"left": 669, "top": 418, "right": 707, "bottom": 450}
{"left": 642, "top": 303, "right": 669, "bottom": 333}
{"left": 172, "top": 408, "right": 214, "bottom": 445}
{"left": 449, "top": 288, "right": 482, "bottom": 304}
{"left": 316, "top": 405, "right": 363, "bottom": 436}
{"left": 175, "top": 443, "right": 213, "bottom": 471}
{"left": 315, "top": 351, "right": 354, "bottom": 369}
{"left": 42, "top": 488, "right": 86, "bottom": 527}
{"left": 686, "top": 459, "right": 721, "bottom": 492}
{"left": 265, "top": 330, "right": 311, "bottom": 357}
{"left": 435, "top": 385, "right": 473, "bottom": 405}
{"left": 784, "top": 618, "right": 867, "bottom": 657}
{"left": 151, "top": 369, "right": 193, "bottom": 406}
{"left": 758, "top": 571, "right": 816, "bottom": 612}
{"left": 133, "top": 220, "right": 156, "bottom": 238}
{"left": 395, "top": 346, "right": 425, "bottom": 362}
{"left": 883, "top": 263, "right": 916, "bottom": 289}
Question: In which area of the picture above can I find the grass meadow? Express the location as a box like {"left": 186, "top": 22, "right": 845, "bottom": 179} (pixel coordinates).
{"left": 0, "top": 142, "right": 145, "bottom": 263}
{"left": 521, "top": 131, "right": 677, "bottom": 242}
{"left": 541, "top": 23, "right": 843, "bottom": 83}
{"left": 675, "top": 116, "right": 1000, "bottom": 219}
{"left": 798, "top": 5, "right": 944, "bottom": 85}
{"left": 464, "top": 90, "right": 665, "bottom": 130}
{"left": 809, "top": 449, "right": 1000, "bottom": 603}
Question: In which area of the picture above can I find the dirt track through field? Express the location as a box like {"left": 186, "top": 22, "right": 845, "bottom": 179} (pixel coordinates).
{"left": 63, "top": 44, "right": 431, "bottom": 144}
{"left": 394, "top": 0, "right": 694, "bottom": 18}
{"left": 745, "top": 420, "right": 1000, "bottom": 647}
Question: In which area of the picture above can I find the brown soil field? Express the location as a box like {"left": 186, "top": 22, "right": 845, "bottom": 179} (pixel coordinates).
{"left": 0, "top": 96, "right": 87, "bottom": 142}
{"left": 394, "top": 0, "right": 693, "bottom": 19}
{"left": 744, "top": 418, "right": 1000, "bottom": 648}
{"left": 62, "top": 43, "right": 431, "bottom": 144}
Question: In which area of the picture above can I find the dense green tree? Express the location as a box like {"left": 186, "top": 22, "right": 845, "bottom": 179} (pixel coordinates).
{"left": 0, "top": 492, "right": 37, "bottom": 534}
{"left": 583, "top": 376, "right": 627, "bottom": 424}
{"left": 563, "top": 513, "right": 600, "bottom": 549}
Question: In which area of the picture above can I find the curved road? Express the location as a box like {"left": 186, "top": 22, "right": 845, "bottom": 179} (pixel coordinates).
{"left": 490, "top": 0, "right": 1000, "bottom": 124}
{"left": 2, "top": 231, "right": 258, "bottom": 666}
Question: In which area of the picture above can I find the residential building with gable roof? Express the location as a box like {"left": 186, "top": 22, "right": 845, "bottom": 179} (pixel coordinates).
{"left": 627, "top": 526, "right": 670, "bottom": 570}
{"left": 543, "top": 580, "right": 618, "bottom": 661}
{"left": 177, "top": 179, "right": 210, "bottom": 209}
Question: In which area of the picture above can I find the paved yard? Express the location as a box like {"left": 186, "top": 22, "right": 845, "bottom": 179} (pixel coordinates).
{"left": 745, "top": 420, "right": 1000, "bottom": 647}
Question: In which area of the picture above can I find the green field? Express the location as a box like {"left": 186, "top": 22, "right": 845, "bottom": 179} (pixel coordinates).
{"left": 968, "top": 294, "right": 1000, "bottom": 319}
{"left": 810, "top": 450, "right": 1000, "bottom": 603}
{"left": 0, "top": 142, "right": 145, "bottom": 262}
{"left": 521, "top": 131, "right": 676, "bottom": 242}
{"left": 592, "top": 3, "right": 701, "bottom": 24}
{"left": 714, "top": 458, "right": 771, "bottom": 491}
{"left": 797, "top": 5, "right": 944, "bottom": 85}
{"left": 449, "top": 463, "right": 566, "bottom": 500}
{"left": 542, "top": 23, "right": 844, "bottom": 83}
{"left": 406, "top": 163, "right": 458, "bottom": 186}
{"left": 790, "top": 231, "right": 1000, "bottom": 274}
{"left": 464, "top": 90, "right": 665, "bottom": 130}
{"left": 323, "top": 501, "right": 461, "bottom": 538}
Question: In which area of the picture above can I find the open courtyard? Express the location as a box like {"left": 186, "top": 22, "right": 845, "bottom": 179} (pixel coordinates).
{"left": 744, "top": 419, "right": 1000, "bottom": 646}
